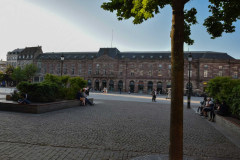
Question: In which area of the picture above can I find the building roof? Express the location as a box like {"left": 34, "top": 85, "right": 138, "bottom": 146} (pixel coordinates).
{"left": 36, "top": 48, "right": 235, "bottom": 60}
{"left": 8, "top": 48, "right": 24, "bottom": 55}
{"left": 20, "top": 46, "right": 42, "bottom": 55}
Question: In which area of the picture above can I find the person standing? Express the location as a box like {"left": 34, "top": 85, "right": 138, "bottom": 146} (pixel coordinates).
{"left": 152, "top": 89, "right": 157, "bottom": 102}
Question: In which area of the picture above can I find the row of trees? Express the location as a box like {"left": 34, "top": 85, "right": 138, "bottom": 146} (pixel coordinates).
{"left": 0, "top": 64, "right": 37, "bottom": 86}
{"left": 206, "top": 77, "right": 240, "bottom": 119}
{"left": 16, "top": 74, "right": 87, "bottom": 102}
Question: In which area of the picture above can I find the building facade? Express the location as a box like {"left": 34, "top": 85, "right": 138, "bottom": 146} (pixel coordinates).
{"left": 28, "top": 48, "right": 239, "bottom": 94}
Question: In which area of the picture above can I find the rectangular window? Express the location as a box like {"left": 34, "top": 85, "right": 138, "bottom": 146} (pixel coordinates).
{"left": 63, "top": 64, "right": 67, "bottom": 74}
{"left": 78, "top": 64, "right": 82, "bottom": 75}
{"left": 158, "top": 64, "right": 162, "bottom": 69}
{"left": 119, "top": 71, "right": 123, "bottom": 76}
{"left": 140, "top": 70, "right": 143, "bottom": 76}
{"left": 71, "top": 64, "right": 75, "bottom": 75}
{"left": 168, "top": 65, "right": 171, "bottom": 69}
{"left": 219, "top": 66, "right": 223, "bottom": 69}
{"left": 57, "top": 64, "right": 60, "bottom": 74}
{"left": 149, "top": 70, "right": 152, "bottom": 76}
{"left": 218, "top": 71, "right": 223, "bottom": 77}
{"left": 204, "top": 65, "right": 208, "bottom": 68}
{"left": 43, "top": 64, "right": 47, "bottom": 74}
{"left": 50, "top": 64, "right": 53, "bottom": 74}
{"left": 204, "top": 70, "right": 208, "bottom": 77}
{"left": 96, "top": 64, "right": 99, "bottom": 75}
{"left": 37, "top": 62, "right": 41, "bottom": 73}
{"left": 233, "top": 72, "right": 238, "bottom": 79}
{"left": 130, "top": 71, "right": 134, "bottom": 76}
{"left": 158, "top": 71, "right": 162, "bottom": 77}
{"left": 88, "top": 65, "right": 92, "bottom": 75}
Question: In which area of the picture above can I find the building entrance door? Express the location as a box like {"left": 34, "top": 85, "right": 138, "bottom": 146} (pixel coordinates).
{"left": 157, "top": 82, "right": 162, "bottom": 94}
{"left": 95, "top": 80, "right": 99, "bottom": 91}
{"left": 129, "top": 81, "right": 135, "bottom": 93}
{"left": 138, "top": 81, "right": 144, "bottom": 93}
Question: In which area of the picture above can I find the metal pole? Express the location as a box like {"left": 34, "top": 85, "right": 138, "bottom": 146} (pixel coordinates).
{"left": 61, "top": 60, "right": 63, "bottom": 76}
{"left": 187, "top": 61, "right": 191, "bottom": 109}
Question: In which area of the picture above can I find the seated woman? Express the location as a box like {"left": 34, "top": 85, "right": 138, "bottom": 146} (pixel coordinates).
{"left": 76, "top": 89, "right": 85, "bottom": 105}
{"left": 82, "top": 89, "right": 94, "bottom": 106}
{"left": 18, "top": 93, "right": 31, "bottom": 104}
{"left": 203, "top": 97, "right": 215, "bottom": 121}
{"left": 216, "top": 101, "right": 229, "bottom": 116}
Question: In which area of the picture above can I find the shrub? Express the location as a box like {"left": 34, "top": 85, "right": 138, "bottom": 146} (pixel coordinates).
{"left": 17, "top": 74, "right": 87, "bottom": 102}
{"left": 231, "top": 85, "right": 240, "bottom": 119}
{"left": 17, "top": 81, "right": 58, "bottom": 102}
{"left": 206, "top": 77, "right": 240, "bottom": 118}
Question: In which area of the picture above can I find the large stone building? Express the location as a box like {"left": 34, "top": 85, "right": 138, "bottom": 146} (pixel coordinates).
{"left": 6, "top": 47, "right": 240, "bottom": 94}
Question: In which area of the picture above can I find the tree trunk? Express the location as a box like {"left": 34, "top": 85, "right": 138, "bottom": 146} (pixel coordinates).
{"left": 169, "top": 1, "right": 185, "bottom": 160}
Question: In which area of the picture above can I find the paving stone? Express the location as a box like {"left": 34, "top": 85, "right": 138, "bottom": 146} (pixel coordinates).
{"left": 0, "top": 99, "right": 239, "bottom": 160}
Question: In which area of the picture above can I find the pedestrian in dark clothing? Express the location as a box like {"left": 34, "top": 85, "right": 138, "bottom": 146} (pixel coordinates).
{"left": 216, "top": 101, "right": 229, "bottom": 116}
{"left": 76, "top": 89, "right": 85, "bottom": 105}
{"left": 152, "top": 89, "right": 157, "bottom": 102}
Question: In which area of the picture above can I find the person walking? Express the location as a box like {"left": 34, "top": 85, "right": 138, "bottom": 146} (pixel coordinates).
{"left": 152, "top": 89, "right": 157, "bottom": 102}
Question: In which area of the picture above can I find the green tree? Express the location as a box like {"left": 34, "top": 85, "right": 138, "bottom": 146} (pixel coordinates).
{"left": 101, "top": 1, "right": 240, "bottom": 159}
{"left": 11, "top": 67, "right": 25, "bottom": 84}
{"left": 4, "top": 65, "right": 15, "bottom": 86}
{"left": 23, "top": 64, "right": 38, "bottom": 82}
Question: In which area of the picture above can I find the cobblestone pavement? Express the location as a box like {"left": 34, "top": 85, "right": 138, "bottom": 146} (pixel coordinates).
{"left": 0, "top": 99, "right": 240, "bottom": 160}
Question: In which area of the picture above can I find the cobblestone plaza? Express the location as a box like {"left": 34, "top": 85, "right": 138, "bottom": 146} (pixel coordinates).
{"left": 0, "top": 93, "right": 240, "bottom": 160}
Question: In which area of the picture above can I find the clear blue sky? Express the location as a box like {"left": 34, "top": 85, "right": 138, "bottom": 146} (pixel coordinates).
{"left": 0, "top": 0, "right": 239, "bottom": 60}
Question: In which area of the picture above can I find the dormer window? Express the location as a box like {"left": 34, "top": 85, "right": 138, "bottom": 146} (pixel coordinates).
{"left": 159, "top": 56, "right": 162, "bottom": 58}
{"left": 132, "top": 55, "right": 136, "bottom": 58}
{"left": 121, "top": 55, "right": 125, "bottom": 58}
{"left": 141, "top": 55, "right": 144, "bottom": 58}
{"left": 150, "top": 56, "right": 153, "bottom": 58}
{"left": 26, "top": 55, "right": 29, "bottom": 58}
{"left": 31, "top": 55, "right": 33, "bottom": 58}
{"left": 23, "top": 55, "right": 25, "bottom": 58}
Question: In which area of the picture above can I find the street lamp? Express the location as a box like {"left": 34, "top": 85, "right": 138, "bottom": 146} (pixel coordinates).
{"left": 60, "top": 54, "right": 64, "bottom": 76}
{"left": 187, "top": 52, "right": 192, "bottom": 109}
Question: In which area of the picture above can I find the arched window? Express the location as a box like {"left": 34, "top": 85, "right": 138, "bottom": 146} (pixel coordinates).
{"left": 147, "top": 81, "right": 153, "bottom": 93}
{"left": 88, "top": 79, "right": 92, "bottom": 88}
{"left": 118, "top": 80, "right": 123, "bottom": 89}
{"left": 138, "top": 81, "right": 144, "bottom": 93}
{"left": 102, "top": 80, "right": 107, "bottom": 88}
{"left": 129, "top": 80, "right": 135, "bottom": 93}
{"left": 157, "top": 82, "right": 162, "bottom": 94}
{"left": 109, "top": 80, "right": 114, "bottom": 91}
{"left": 95, "top": 79, "right": 99, "bottom": 91}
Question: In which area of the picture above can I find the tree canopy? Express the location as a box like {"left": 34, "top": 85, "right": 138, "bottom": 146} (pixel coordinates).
{"left": 102, "top": 0, "right": 240, "bottom": 43}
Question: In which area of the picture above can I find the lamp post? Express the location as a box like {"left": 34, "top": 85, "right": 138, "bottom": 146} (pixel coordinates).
{"left": 187, "top": 52, "right": 192, "bottom": 109}
{"left": 60, "top": 54, "right": 64, "bottom": 76}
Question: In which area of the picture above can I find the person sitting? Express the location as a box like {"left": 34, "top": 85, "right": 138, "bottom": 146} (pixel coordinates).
{"left": 202, "top": 97, "right": 215, "bottom": 122}
{"left": 76, "top": 89, "right": 85, "bottom": 106}
{"left": 216, "top": 101, "right": 229, "bottom": 116}
{"left": 18, "top": 92, "right": 31, "bottom": 104}
{"left": 198, "top": 96, "right": 207, "bottom": 115}
{"left": 82, "top": 89, "right": 94, "bottom": 106}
